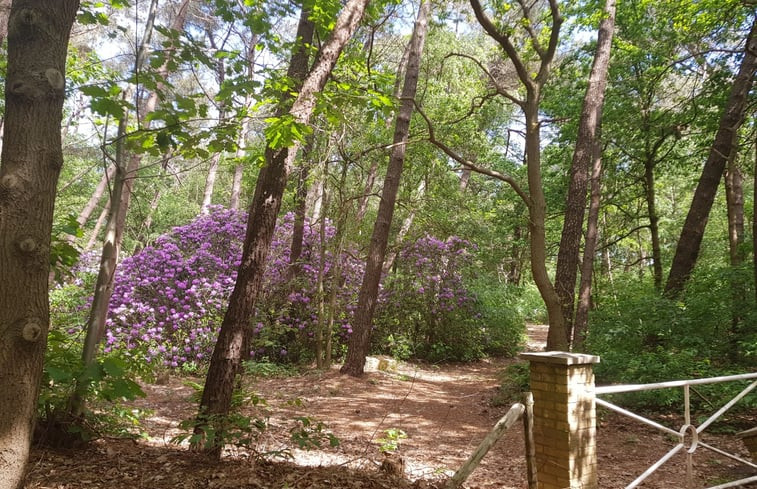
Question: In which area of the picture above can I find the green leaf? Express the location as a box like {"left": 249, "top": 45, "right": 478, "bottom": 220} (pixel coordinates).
{"left": 90, "top": 97, "right": 125, "bottom": 120}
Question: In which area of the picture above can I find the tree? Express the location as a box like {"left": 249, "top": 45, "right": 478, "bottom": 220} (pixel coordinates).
{"left": 664, "top": 17, "right": 757, "bottom": 298}
{"left": 553, "top": 0, "right": 616, "bottom": 346}
{"left": 0, "top": 1, "right": 80, "bottom": 487}
{"left": 467, "top": 0, "right": 566, "bottom": 349}
{"left": 341, "top": 0, "right": 432, "bottom": 377}
{"left": 68, "top": 0, "right": 192, "bottom": 417}
{"left": 195, "top": 0, "right": 371, "bottom": 456}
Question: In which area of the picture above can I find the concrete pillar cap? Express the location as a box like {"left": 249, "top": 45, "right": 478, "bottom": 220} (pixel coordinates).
{"left": 520, "top": 351, "right": 601, "bottom": 365}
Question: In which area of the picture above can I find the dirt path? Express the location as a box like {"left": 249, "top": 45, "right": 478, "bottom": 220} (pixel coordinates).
{"left": 24, "top": 329, "right": 754, "bottom": 488}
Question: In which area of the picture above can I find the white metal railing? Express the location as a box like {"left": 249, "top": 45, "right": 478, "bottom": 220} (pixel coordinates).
{"left": 595, "top": 372, "right": 757, "bottom": 489}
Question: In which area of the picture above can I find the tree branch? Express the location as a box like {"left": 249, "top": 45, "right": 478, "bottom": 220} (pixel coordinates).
{"left": 443, "top": 52, "right": 524, "bottom": 107}
{"left": 469, "top": 0, "right": 534, "bottom": 91}
{"left": 536, "top": 0, "right": 562, "bottom": 85}
{"left": 414, "top": 100, "right": 532, "bottom": 207}
{"left": 515, "top": 0, "right": 544, "bottom": 57}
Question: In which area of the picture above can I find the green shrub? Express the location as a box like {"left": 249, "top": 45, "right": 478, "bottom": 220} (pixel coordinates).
{"left": 493, "top": 362, "right": 530, "bottom": 407}
{"left": 587, "top": 270, "right": 756, "bottom": 413}
{"left": 37, "top": 279, "right": 150, "bottom": 447}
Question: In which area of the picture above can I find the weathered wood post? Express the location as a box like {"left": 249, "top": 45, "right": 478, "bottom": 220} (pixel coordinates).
{"left": 520, "top": 352, "right": 600, "bottom": 489}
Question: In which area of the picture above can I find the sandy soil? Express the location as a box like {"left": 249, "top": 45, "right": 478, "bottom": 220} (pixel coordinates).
{"left": 23, "top": 325, "right": 755, "bottom": 488}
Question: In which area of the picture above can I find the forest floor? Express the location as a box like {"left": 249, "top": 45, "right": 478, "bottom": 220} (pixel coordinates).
{"left": 24, "top": 325, "right": 756, "bottom": 488}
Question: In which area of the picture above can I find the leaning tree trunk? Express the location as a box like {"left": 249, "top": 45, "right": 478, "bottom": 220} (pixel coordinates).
{"left": 341, "top": 0, "right": 431, "bottom": 377}
{"left": 76, "top": 163, "right": 116, "bottom": 230}
{"left": 195, "top": 0, "right": 371, "bottom": 456}
{"left": 68, "top": 0, "right": 191, "bottom": 420}
{"left": 69, "top": 117, "right": 128, "bottom": 417}
{"left": 0, "top": 2, "right": 79, "bottom": 487}
{"left": 664, "top": 18, "right": 757, "bottom": 298}
{"left": 553, "top": 0, "right": 615, "bottom": 347}
{"left": 573, "top": 140, "right": 604, "bottom": 351}
{"left": 469, "top": 0, "right": 564, "bottom": 350}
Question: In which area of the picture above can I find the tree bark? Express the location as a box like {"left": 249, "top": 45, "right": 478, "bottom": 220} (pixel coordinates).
{"left": 340, "top": 0, "right": 431, "bottom": 377}
{"left": 664, "top": 18, "right": 757, "bottom": 298}
{"left": 195, "top": 0, "right": 371, "bottom": 455}
{"left": 0, "top": 0, "right": 10, "bottom": 45}
{"left": 573, "top": 140, "right": 603, "bottom": 351}
{"left": 724, "top": 148, "right": 746, "bottom": 361}
{"left": 77, "top": 163, "right": 116, "bottom": 230}
{"left": 69, "top": 117, "right": 128, "bottom": 417}
{"left": 553, "top": 0, "right": 615, "bottom": 347}
{"left": 0, "top": 2, "right": 79, "bottom": 487}
{"left": 469, "top": 0, "right": 565, "bottom": 350}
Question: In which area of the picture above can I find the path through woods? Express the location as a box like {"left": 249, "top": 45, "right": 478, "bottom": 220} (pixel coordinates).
{"left": 24, "top": 326, "right": 752, "bottom": 488}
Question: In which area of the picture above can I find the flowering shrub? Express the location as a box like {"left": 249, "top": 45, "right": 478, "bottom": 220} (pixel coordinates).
{"left": 373, "top": 235, "right": 486, "bottom": 361}
{"left": 250, "top": 213, "right": 364, "bottom": 362}
{"left": 98, "top": 207, "right": 516, "bottom": 367}
{"left": 104, "top": 207, "right": 246, "bottom": 367}
{"left": 374, "top": 235, "right": 524, "bottom": 362}
{"left": 103, "top": 207, "right": 364, "bottom": 367}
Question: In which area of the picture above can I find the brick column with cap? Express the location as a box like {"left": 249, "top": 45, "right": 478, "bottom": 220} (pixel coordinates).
{"left": 520, "top": 351, "right": 601, "bottom": 489}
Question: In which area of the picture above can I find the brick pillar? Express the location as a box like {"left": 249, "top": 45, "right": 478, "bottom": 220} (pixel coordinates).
{"left": 520, "top": 352, "right": 600, "bottom": 489}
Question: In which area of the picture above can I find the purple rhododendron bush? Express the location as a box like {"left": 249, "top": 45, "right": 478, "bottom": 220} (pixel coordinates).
{"left": 57, "top": 207, "right": 523, "bottom": 369}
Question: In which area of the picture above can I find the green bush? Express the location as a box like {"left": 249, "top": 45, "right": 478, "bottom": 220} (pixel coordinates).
{"left": 37, "top": 280, "right": 149, "bottom": 447}
{"left": 587, "top": 270, "right": 756, "bottom": 412}
{"left": 472, "top": 280, "right": 527, "bottom": 357}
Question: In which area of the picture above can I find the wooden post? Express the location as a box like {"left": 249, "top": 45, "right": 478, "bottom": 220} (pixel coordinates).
{"left": 520, "top": 352, "right": 600, "bottom": 489}
{"left": 523, "top": 392, "right": 537, "bottom": 489}
{"left": 444, "top": 403, "right": 525, "bottom": 489}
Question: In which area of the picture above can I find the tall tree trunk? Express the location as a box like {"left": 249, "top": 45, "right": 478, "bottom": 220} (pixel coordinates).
{"left": 0, "top": 2, "right": 79, "bottom": 487}
{"left": 573, "top": 141, "right": 604, "bottom": 351}
{"left": 725, "top": 154, "right": 745, "bottom": 266}
{"left": 341, "top": 0, "right": 431, "bottom": 377}
{"left": 201, "top": 150, "right": 223, "bottom": 214}
{"left": 644, "top": 155, "right": 663, "bottom": 289}
{"left": 195, "top": 0, "right": 371, "bottom": 455}
{"left": 664, "top": 18, "right": 757, "bottom": 297}
{"left": 77, "top": 163, "right": 116, "bottom": 229}
{"left": 69, "top": 117, "right": 128, "bottom": 417}
{"left": 289, "top": 137, "right": 315, "bottom": 280}
{"left": 724, "top": 149, "right": 746, "bottom": 362}
{"left": 70, "top": 0, "right": 191, "bottom": 418}
{"left": 469, "top": 0, "right": 564, "bottom": 350}
{"left": 85, "top": 198, "right": 111, "bottom": 251}
{"left": 553, "top": 0, "right": 615, "bottom": 347}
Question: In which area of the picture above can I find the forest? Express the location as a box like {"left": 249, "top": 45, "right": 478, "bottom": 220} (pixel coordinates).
{"left": 0, "top": 0, "right": 755, "bottom": 488}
